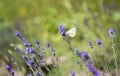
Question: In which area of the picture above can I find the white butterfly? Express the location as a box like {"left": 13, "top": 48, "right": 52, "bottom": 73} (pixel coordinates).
{"left": 66, "top": 27, "right": 76, "bottom": 37}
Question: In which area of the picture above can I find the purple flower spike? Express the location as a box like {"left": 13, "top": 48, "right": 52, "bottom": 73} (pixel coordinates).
{"left": 26, "top": 60, "right": 37, "bottom": 68}
{"left": 70, "top": 70, "right": 75, "bottom": 76}
{"left": 42, "top": 60, "right": 46, "bottom": 65}
{"left": 15, "top": 31, "right": 28, "bottom": 47}
{"left": 108, "top": 28, "right": 115, "bottom": 38}
{"left": 92, "top": 70, "right": 100, "bottom": 76}
{"left": 24, "top": 47, "right": 29, "bottom": 54}
{"left": 15, "top": 31, "right": 23, "bottom": 40}
{"left": 35, "top": 70, "right": 42, "bottom": 76}
{"left": 46, "top": 41, "right": 52, "bottom": 50}
{"left": 28, "top": 42, "right": 32, "bottom": 47}
{"left": 89, "top": 41, "right": 93, "bottom": 48}
{"left": 86, "top": 62, "right": 100, "bottom": 76}
{"left": 14, "top": 46, "right": 22, "bottom": 55}
{"left": 51, "top": 50, "right": 56, "bottom": 56}
{"left": 35, "top": 40, "right": 40, "bottom": 45}
{"left": 27, "top": 73, "right": 32, "bottom": 76}
{"left": 5, "top": 64, "right": 15, "bottom": 76}
{"left": 58, "top": 25, "right": 66, "bottom": 38}
{"left": 36, "top": 53, "right": 43, "bottom": 60}
{"left": 96, "top": 39, "right": 102, "bottom": 47}
{"left": 74, "top": 48, "right": 79, "bottom": 53}
{"left": 29, "top": 47, "right": 36, "bottom": 54}
{"left": 74, "top": 48, "right": 81, "bottom": 57}
{"left": 80, "top": 51, "right": 89, "bottom": 61}
{"left": 21, "top": 55, "right": 28, "bottom": 61}
{"left": 41, "top": 48, "right": 45, "bottom": 52}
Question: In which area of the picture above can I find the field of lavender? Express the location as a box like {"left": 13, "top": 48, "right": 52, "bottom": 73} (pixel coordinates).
{"left": 0, "top": 0, "right": 120, "bottom": 76}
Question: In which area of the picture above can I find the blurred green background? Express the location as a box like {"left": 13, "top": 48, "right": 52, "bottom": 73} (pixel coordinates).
{"left": 0, "top": 0, "right": 120, "bottom": 76}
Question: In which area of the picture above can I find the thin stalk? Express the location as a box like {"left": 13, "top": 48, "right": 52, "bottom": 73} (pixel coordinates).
{"left": 64, "top": 37, "right": 81, "bottom": 76}
{"left": 70, "top": 50, "right": 81, "bottom": 76}
{"left": 67, "top": 40, "right": 81, "bottom": 76}
{"left": 92, "top": 49, "right": 100, "bottom": 71}
{"left": 36, "top": 65, "right": 45, "bottom": 76}
{"left": 29, "top": 67, "right": 36, "bottom": 76}
{"left": 111, "top": 38, "right": 118, "bottom": 76}
{"left": 100, "top": 47, "right": 109, "bottom": 72}
{"left": 15, "top": 63, "right": 20, "bottom": 71}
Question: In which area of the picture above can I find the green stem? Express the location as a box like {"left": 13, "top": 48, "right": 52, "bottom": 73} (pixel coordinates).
{"left": 30, "top": 67, "right": 36, "bottom": 76}
{"left": 36, "top": 65, "right": 45, "bottom": 76}
{"left": 70, "top": 51, "right": 81, "bottom": 76}
{"left": 92, "top": 49, "right": 100, "bottom": 71}
{"left": 111, "top": 38, "right": 118, "bottom": 76}
{"left": 65, "top": 37, "right": 81, "bottom": 76}
{"left": 100, "top": 47, "right": 109, "bottom": 72}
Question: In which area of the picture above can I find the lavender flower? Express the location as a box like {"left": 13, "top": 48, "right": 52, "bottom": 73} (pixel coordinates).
{"left": 96, "top": 39, "right": 102, "bottom": 47}
{"left": 21, "top": 55, "right": 28, "bottom": 62}
{"left": 58, "top": 25, "right": 66, "bottom": 38}
{"left": 108, "top": 28, "right": 115, "bottom": 38}
{"left": 15, "top": 31, "right": 28, "bottom": 46}
{"left": 29, "top": 47, "right": 36, "bottom": 54}
{"left": 35, "top": 70, "right": 42, "bottom": 76}
{"left": 36, "top": 53, "right": 43, "bottom": 60}
{"left": 15, "top": 31, "right": 24, "bottom": 40}
{"left": 74, "top": 48, "right": 81, "bottom": 57}
{"left": 35, "top": 40, "right": 40, "bottom": 45}
{"left": 35, "top": 40, "right": 45, "bottom": 53}
{"left": 30, "top": 56, "right": 35, "bottom": 61}
{"left": 70, "top": 70, "right": 75, "bottom": 76}
{"left": 25, "top": 57, "right": 37, "bottom": 68}
{"left": 41, "top": 60, "right": 46, "bottom": 65}
{"left": 74, "top": 48, "right": 79, "bottom": 54}
{"left": 26, "top": 59, "right": 37, "bottom": 68}
{"left": 14, "top": 46, "right": 22, "bottom": 55}
{"left": 28, "top": 42, "right": 32, "bottom": 47}
{"left": 5, "top": 64, "right": 14, "bottom": 76}
{"left": 86, "top": 62, "right": 100, "bottom": 76}
{"left": 46, "top": 41, "right": 56, "bottom": 56}
{"left": 22, "top": 40, "right": 29, "bottom": 47}
{"left": 80, "top": 51, "right": 89, "bottom": 61}
{"left": 35, "top": 40, "right": 42, "bottom": 48}
{"left": 89, "top": 41, "right": 93, "bottom": 48}
{"left": 51, "top": 49, "right": 56, "bottom": 56}
{"left": 86, "top": 62, "right": 94, "bottom": 72}
{"left": 41, "top": 48, "right": 45, "bottom": 53}
{"left": 24, "top": 47, "right": 29, "bottom": 54}
{"left": 46, "top": 41, "right": 52, "bottom": 50}
{"left": 24, "top": 47, "right": 36, "bottom": 54}
{"left": 27, "top": 73, "right": 32, "bottom": 76}
{"left": 92, "top": 70, "right": 100, "bottom": 76}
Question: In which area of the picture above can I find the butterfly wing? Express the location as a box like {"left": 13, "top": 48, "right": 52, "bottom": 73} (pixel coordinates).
{"left": 66, "top": 28, "right": 76, "bottom": 37}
